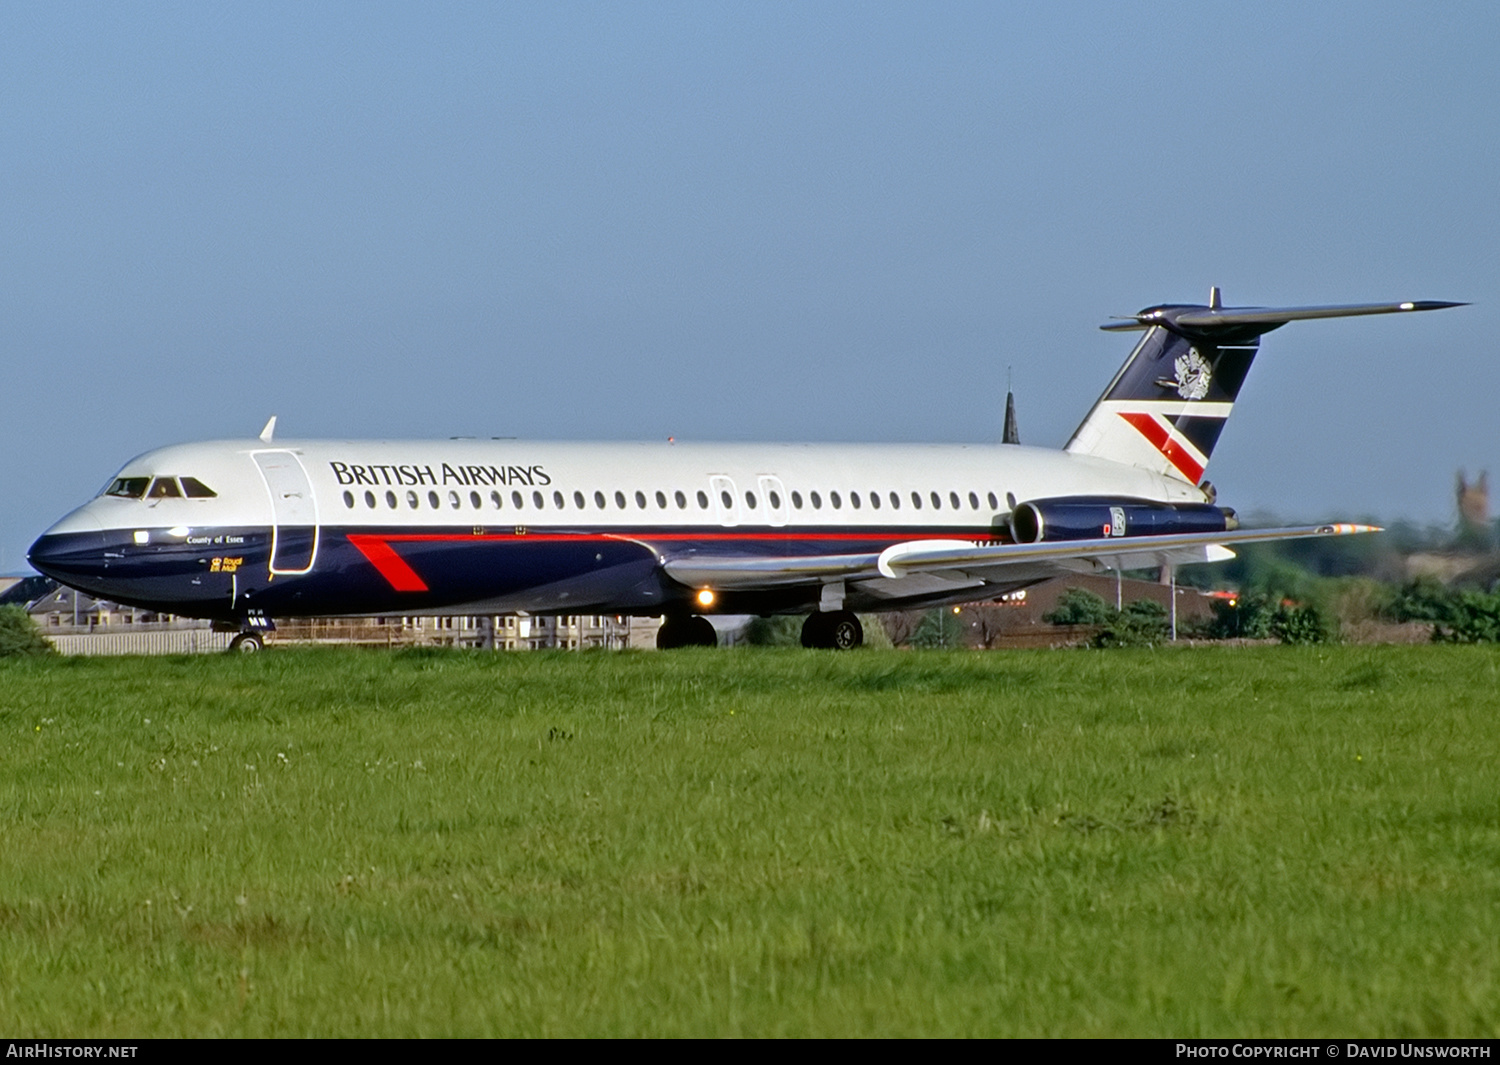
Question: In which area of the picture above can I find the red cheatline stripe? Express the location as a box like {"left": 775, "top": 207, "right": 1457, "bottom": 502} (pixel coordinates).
{"left": 1119, "top": 412, "right": 1205, "bottom": 483}
{"left": 344, "top": 527, "right": 1006, "bottom": 593}
{"left": 361, "top": 530, "right": 988, "bottom": 544}
{"left": 347, "top": 534, "right": 429, "bottom": 592}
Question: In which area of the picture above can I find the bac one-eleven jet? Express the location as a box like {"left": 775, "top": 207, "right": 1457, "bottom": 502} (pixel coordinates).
{"left": 29, "top": 291, "right": 1462, "bottom": 651}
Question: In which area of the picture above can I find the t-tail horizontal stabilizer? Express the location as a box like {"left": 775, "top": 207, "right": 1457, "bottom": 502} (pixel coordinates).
{"left": 1102, "top": 298, "right": 1467, "bottom": 340}
{"left": 1071, "top": 290, "right": 1464, "bottom": 486}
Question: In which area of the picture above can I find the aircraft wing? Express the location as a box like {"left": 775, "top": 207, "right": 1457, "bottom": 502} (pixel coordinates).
{"left": 660, "top": 523, "right": 1377, "bottom": 591}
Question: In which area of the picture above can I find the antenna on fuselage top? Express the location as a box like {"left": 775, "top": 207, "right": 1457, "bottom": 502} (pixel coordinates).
{"left": 259, "top": 416, "right": 277, "bottom": 443}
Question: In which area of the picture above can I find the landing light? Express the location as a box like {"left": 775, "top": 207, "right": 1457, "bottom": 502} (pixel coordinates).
{"left": 133, "top": 531, "right": 149, "bottom": 545}
{"left": 696, "top": 589, "right": 716, "bottom": 608}
{"left": 168, "top": 526, "right": 190, "bottom": 537}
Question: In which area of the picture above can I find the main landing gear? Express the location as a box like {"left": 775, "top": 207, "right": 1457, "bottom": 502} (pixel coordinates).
{"left": 801, "top": 611, "right": 863, "bottom": 650}
{"left": 656, "top": 615, "right": 718, "bottom": 649}
{"left": 228, "top": 632, "right": 264, "bottom": 654}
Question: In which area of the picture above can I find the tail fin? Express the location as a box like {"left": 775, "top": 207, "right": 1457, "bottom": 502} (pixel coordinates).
{"left": 1065, "top": 291, "right": 1464, "bottom": 488}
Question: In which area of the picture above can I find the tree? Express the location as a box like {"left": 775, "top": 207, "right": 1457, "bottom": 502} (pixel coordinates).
{"left": 910, "top": 608, "right": 965, "bottom": 649}
{"left": 0, "top": 606, "right": 56, "bottom": 657}
{"left": 878, "top": 611, "right": 925, "bottom": 648}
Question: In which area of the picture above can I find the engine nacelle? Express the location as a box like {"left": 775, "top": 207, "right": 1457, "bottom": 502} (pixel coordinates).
{"left": 1009, "top": 496, "right": 1237, "bottom": 544}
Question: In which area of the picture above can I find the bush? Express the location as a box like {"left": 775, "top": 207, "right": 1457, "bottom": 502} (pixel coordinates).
{"left": 1432, "top": 592, "right": 1500, "bottom": 644}
{"left": 1092, "top": 600, "right": 1170, "bottom": 648}
{"left": 1270, "top": 603, "right": 1329, "bottom": 645}
{"left": 1385, "top": 577, "right": 1455, "bottom": 623}
{"left": 0, "top": 605, "right": 56, "bottom": 657}
{"left": 1044, "top": 590, "right": 1171, "bottom": 648}
{"left": 1204, "top": 594, "right": 1275, "bottom": 640}
{"left": 741, "top": 615, "right": 804, "bottom": 647}
{"left": 1043, "top": 588, "right": 1114, "bottom": 626}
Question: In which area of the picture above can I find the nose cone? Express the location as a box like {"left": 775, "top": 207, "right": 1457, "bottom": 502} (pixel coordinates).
{"left": 28, "top": 508, "right": 106, "bottom": 584}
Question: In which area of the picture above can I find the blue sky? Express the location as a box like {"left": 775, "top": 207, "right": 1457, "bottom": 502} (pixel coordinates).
{"left": 3, "top": 2, "right": 1495, "bottom": 571}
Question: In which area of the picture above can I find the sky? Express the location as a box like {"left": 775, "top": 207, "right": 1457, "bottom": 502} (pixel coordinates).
{"left": 3, "top": 1, "right": 1496, "bottom": 572}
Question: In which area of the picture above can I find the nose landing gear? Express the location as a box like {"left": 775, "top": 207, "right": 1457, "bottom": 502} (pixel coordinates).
{"left": 216, "top": 611, "right": 275, "bottom": 655}
{"left": 228, "top": 632, "right": 264, "bottom": 653}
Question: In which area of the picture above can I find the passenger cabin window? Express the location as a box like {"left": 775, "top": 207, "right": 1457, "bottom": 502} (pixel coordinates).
{"left": 105, "top": 477, "right": 151, "bottom": 499}
{"left": 675, "top": 490, "right": 687, "bottom": 509}
{"left": 595, "top": 491, "right": 607, "bottom": 508}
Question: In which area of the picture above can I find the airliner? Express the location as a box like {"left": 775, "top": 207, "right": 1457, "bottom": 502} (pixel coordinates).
{"left": 27, "top": 291, "right": 1462, "bottom": 651}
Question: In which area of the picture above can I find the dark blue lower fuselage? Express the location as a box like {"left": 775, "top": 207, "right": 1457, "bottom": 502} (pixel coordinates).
{"left": 28, "top": 522, "right": 1001, "bottom": 620}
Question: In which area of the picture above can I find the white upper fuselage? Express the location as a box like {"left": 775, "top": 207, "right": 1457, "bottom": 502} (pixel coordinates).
{"left": 51, "top": 437, "right": 1202, "bottom": 537}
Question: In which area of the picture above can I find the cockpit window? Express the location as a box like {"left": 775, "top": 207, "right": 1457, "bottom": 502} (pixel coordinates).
{"left": 147, "top": 477, "right": 183, "bottom": 499}
{"left": 180, "top": 477, "right": 217, "bottom": 498}
{"left": 105, "top": 477, "right": 150, "bottom": 499}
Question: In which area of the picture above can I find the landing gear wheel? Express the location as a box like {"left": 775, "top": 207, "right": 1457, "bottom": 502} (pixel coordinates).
{"left": 801, "top": 611, "right": 863, "bottom": 650}
{"left": 687, "top": 615, "right": 717, "bottom": 647}
{"left": 800, "top": 612, "right": 830, "bottom": 648}
{"left": 228, "top": 632, "right": 264, "bottom": 654}
{"left": 657, "top": 615, "right": 718, "bottom": 649}
{"left": 826, "top": 612, "right": 863, "bottom": 650}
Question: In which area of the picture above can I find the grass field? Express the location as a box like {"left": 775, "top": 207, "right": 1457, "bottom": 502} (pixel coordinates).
{"left": 1, "top": 645, "right": 1498, "bottom": 1037}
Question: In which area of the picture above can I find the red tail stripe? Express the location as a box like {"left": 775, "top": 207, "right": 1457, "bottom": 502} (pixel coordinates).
{"left": 1119, "top": 412, "right": 1205, "bottom": 483}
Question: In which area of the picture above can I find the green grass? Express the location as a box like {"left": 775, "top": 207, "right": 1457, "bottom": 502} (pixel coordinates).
{"left": 1, "top": 645, "right": 1498, "bottom": 1036}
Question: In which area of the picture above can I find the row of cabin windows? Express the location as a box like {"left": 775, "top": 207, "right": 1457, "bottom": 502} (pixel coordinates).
{"left": 341, "top": 487, "right": 1004, "bottom": 514}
